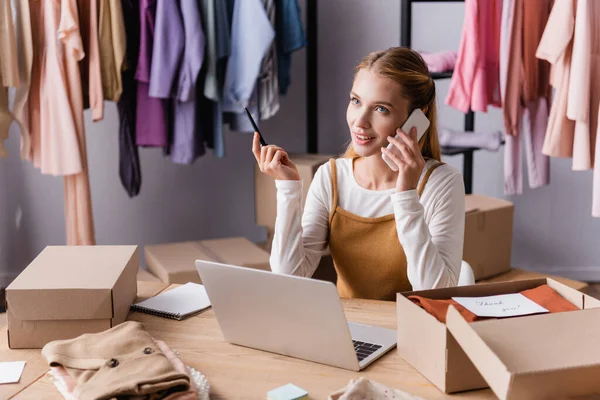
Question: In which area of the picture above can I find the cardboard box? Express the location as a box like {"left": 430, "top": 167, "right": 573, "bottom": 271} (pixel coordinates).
{"left": 464, "top": 195, "right": 514, "bottom": 280}
{"left": 255, "top": 153, "right": 333, "bottom": 231}
{"left": 6, "top": 245, "right": 138, "bottom": 349}
{"left": 137, "top": 267, "right": 161, "bottom": 282}
{"left": 478, "top": 267, "right": 589, "bottom": 292}
{"left": 397, "top": 278, "right": 600, "bottom": 396}
{"left": 145, "top": 237, "right": 270, "bottom": 284}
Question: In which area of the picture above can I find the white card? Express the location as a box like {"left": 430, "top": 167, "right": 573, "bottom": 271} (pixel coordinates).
{"left": 0, "top": 361, "right": 26, "bottom": 384}
{"left": 452, "top": 293, "right": 549, "bottom": 318}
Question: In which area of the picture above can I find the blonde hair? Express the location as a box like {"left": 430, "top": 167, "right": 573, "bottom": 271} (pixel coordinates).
{"left": 343, "top": 47, "right": 441, "bottom": 161}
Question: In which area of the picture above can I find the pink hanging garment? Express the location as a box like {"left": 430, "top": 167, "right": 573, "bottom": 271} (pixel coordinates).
{"left": 501, "top": 0, "right": 552, "bottom": 196}
{"left": 446, "top": 0, "right": 502, "bottom": 114}
{"left": 419, "top": 51, "right": 457, "bottom": 73}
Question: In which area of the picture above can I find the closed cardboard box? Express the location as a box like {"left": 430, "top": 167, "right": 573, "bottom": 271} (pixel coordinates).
{"left": 255, "top": 153, "right": 333, "bottom": 232}
{"left": 464, "top": 195, "right": 514, "bottom": 280}
{"left": 137, "top": 267, "right": 161, "bottom": 282}
{"left": 145, "top": 237, "right": 270, "bottom": 284}
{"left": 397, "top": 278, "right": 600, "bottom": 397}
{"left": 6, "top": 246, "right": 138, "bottom": 349}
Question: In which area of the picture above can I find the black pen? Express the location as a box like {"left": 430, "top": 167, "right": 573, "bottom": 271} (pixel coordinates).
{"left": 245, "top": 107, "right": 267, "bottom": 146}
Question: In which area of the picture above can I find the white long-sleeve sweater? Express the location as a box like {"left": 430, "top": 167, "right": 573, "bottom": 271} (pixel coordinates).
{"left": 269, "top": 158, "right": 465, "bottom": 291}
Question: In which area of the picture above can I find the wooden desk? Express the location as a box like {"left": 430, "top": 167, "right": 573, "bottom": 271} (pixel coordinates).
{"left": 3, "top": 282, "right": 495, "bottom": 400}
{"left": 0, "top": 281, "right": 169, "bottom": 400}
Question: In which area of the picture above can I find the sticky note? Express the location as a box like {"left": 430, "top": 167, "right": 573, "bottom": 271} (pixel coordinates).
{"left": 267, "top": 383, "right": 308, "bottom": 400}
{"left": 0, "top": 361, "right": 26, "bottom": 384}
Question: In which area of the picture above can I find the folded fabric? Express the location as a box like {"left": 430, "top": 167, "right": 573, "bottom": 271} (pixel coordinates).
{"left": 438, "top": 126, "right": 503, "bottom": 151}
{"left": 156, "top": 340, "right": 199, "bottom": 400}
{"left": 328, "top": 377, "right": 423, "bottom": 400}
{"left": 47, "top": 340, "right": 199, "bottom": 400}
{"left": 47, "top": 366, "right": 78, "bottom": 400}
{"left": 42, "top": 321, "right": 191, "bottom": 400}
{"left": 408, "top": 284, "right": 580, "bottom": 324}
{"left": 419, "top": 50, "right": 458, "bottom": 73}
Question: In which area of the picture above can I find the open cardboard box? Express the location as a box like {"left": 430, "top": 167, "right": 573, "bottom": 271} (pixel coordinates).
{"left": 397, "top": 278, "right": 600, "bottom": 398}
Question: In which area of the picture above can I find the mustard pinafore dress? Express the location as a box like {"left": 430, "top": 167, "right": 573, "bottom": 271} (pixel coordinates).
{"left": 327, "top": 158, "right": 444, "bottom": 301}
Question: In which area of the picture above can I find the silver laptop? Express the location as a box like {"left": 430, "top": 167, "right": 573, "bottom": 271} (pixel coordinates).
{"left": 194, "top": 260, "right": 397, "bottom": 371}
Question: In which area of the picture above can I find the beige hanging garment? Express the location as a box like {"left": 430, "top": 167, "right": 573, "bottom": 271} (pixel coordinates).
{"left": 28, "top": 0, "right": 96, "bottom": 244}
{"left": 11, "top": 0, "right": 33, "bottom": 160}
{"left": 78, "top": 0, "right": 104, "bottom": 121}
{"left": 98, "top": 0, "right": 126, "bottom": 101}
{"left": 0, "top": 0, "right": 19, "bottom": 157}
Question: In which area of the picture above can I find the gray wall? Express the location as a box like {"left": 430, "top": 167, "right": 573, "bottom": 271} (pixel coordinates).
{"left": 1, "top": 1, "right": 599, "bottom": 286}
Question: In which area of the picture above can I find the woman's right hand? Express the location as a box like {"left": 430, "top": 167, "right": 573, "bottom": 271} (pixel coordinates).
{"left": 252, "top": 132, "right": 300, "bottom": 181}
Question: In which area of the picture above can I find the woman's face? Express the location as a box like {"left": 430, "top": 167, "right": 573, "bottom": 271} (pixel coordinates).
{"left": 346, "top": 69, "right": 410, "bottom": 158}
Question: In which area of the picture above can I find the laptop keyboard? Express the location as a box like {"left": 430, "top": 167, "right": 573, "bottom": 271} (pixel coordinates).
{"left": 353, "top": 340, "right": 382, "bottom": 362}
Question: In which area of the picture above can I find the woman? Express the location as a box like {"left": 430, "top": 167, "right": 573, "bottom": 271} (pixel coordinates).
{"left": 252, "top": 47, "right": 465, "bottom": 300}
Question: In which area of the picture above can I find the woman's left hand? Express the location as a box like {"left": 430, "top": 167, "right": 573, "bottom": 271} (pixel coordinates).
{"left": 381, "top": 127, "right": 426, "bottom": 192}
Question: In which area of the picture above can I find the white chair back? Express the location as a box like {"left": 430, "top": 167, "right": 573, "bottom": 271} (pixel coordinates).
{"left": 458, "top": 260, "right": 475, "bottom": 286}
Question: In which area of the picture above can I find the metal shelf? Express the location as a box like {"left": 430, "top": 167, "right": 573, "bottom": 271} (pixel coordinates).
{"left": 431, "top": 70, "right": 453, "bottom": 79}
{"left": 307, "top": 0, "right": 318, "bottom": 153}
{"left": 441, "top": 146, "right": 478, "bottom": 156}
{"left": 401, "top": 0, "right": 477, "bottom": 193}
{"left": 305, "top": 0, "right": 479, "bottom": 193}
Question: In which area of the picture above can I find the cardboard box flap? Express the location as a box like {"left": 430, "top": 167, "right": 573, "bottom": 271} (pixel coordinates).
{"left": 401, "top": 279, "right": 548, "bottom": 300}
{"left": 446, "top": 306, "right": 513, "bottom": 399}
{"left": 546, "top": 279, "right": 586, "bottom": 309}
{"left": 200, "top": 237, "right": 269, "bottom": 267}
{"left": 471, "top": 308, "right": 600, "bottom": 373}
{"left": 447, "top": 306, "right": 600, "bottom": 399}
{"left": 7, "top": 288, "right": 113, "bottom": 320}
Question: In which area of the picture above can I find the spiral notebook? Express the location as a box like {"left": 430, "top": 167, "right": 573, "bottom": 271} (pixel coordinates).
{"left": 131, "top": 282, "right": 212, "bottom": 320}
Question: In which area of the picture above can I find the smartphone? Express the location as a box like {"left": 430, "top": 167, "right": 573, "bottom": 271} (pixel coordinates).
{"left": 245, "top": 107, "right": 267, "bottom": 146}
{"left": 382, "top": 108, "right": 430, "bottom": 171}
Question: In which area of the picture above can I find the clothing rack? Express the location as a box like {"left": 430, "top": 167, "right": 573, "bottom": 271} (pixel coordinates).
{"left": 304, "top": 0, "right": 478, "bottom": 194}
{"left": 306, "top": 0, "right": 318, "bottom": 154}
